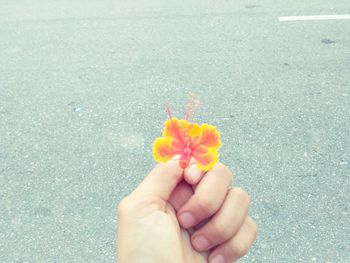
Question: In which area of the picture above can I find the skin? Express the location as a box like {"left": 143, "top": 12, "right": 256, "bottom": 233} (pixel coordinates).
{"left": 117, "top": 158, "right": 258, "bottom": 263}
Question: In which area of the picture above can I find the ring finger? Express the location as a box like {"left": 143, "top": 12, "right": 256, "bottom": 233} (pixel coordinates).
{"left": 191, "top": 187, "right": 250, "bottom": 251}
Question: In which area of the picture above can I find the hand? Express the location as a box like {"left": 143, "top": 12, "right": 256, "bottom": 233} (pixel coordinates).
{"left": 117, "top": 158, "right": 257, "bottom": 263}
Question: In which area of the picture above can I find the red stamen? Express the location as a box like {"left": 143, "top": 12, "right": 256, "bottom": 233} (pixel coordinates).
{"left": 185, "top": 93, "right": 200, "bottom": 122}
{"left": 185, "top": 96, "right": 192, "bottom": 121}
{"left": 179, "top": 146, "right": 192, "bottom": 169}
{"left": 166, "top": 102, "right": 172, "bottom": 119}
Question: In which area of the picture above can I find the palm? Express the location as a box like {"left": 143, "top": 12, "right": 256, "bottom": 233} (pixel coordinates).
{"left": 159, "top": 203, "right": 208, "bottom": 263}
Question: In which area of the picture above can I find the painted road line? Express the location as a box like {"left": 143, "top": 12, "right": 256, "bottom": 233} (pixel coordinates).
{"left": 279, "top": 14, "right": 350, "bottom": 22}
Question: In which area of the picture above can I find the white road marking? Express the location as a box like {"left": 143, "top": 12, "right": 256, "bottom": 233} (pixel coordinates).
{"left": 278, "top": 14, "right": 350, "bottom": 22}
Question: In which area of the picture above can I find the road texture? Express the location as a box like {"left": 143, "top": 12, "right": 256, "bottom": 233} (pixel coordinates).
{"left": 0, "top": 0, "right": 349, "bottom": 262}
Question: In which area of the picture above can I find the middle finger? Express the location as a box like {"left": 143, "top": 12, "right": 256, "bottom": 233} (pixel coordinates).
{"left": 177, "top": 163, "right": 233, "bottom": 229}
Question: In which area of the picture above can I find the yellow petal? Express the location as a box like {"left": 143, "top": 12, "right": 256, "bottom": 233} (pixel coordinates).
{"left": 199, "top": 123, "right": 222, "bottom": 149}
{"left": 152, "top": 137, "right": 177, "bottom": 162}
{"left": 188, "top": 123, "right": 201, "bottom": 137}
{"left": 194, "top": 147, "right": 220, "bottom": 171}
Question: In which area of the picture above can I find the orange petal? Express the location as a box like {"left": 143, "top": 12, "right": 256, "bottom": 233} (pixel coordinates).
{"left": 191, "top": 145, "right": 207, "bottom": 156}
{"left": 152, "top": 137, "right": 180, "bottom": 162}
{"left": 162, "top": 118, "right": 189, "bottom": 144}
{"left": 192, "top": 147, "right": 219, "bottom": 171}
{"left": 162, "top": 118, "right": 187, "bottom": 137}
{"left": 199, "top": 123, "right": 222, "bottom": 149}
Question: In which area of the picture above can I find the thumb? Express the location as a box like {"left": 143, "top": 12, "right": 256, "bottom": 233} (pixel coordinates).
{"left": 133, "top": 158, "right": 184, "bottom": 201}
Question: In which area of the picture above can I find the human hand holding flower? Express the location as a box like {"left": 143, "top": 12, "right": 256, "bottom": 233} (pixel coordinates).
{"left": 117, "top": 159, "right": 257, "bottom": 263}
{"left": 117, "top": 101, "right": 257, "bottom": 262}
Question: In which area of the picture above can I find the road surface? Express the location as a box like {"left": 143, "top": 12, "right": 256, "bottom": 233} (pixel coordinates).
{"left": 1, "top": 0, "right": 349, "bottom": 262}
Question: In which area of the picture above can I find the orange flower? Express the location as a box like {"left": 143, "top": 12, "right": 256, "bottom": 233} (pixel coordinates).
{"left": 152, "top": 117, "right": 222, "bottom": 171}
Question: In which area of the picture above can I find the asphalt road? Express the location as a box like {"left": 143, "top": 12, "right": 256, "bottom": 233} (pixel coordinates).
{"left": 1, "top": 1, "right": 349, "bottom": 262}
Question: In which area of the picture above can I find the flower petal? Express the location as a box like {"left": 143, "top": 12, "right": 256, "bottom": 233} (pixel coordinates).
{"left": 199, "top": 123, "right": 222, "bottom": 149}
{"left": 187, "top": 123, "right": 201, "bottom": 138}
{"left": 152, "top": 137, "right": 181, "bottom": 162}
{"left": 192, "top": 147, "right": 219, "bottom": 171}
{"left": 162, "top": 118, "right": 189, "bottom": 144}
{"left": 191, "top": 145, "right": 207, "bottom": 156}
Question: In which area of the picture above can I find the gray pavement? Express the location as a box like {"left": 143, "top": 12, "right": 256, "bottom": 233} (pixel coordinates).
{"left": 1, "top": 1, "right": 350, "bottom": 262}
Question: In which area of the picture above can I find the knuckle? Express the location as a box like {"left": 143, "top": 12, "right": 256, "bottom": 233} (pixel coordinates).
{"left": 216, "top": 163, "right": 234, "bottom": 179}
{"left": 246, "top": 217, "right": 258, "bottom": 238}
{"left": 230, "top": 217, "right": 258, "bottom": 258}
{"left": 223, "top": 169, "right": 233, "bottom": 184}
{"left": 211, "top": 219, "right": 231, "bottom": 241}
{"left": 117, "top": 196, "right": 133, "bottom": 214}
{"left": 195, "top": 196, "right": 217, "bottom": 215}
{"left": 233, "top": 187, "right": 250, "bottom": 206}
{"left": 234, "top": 242, "right": 250, "bottom": 257}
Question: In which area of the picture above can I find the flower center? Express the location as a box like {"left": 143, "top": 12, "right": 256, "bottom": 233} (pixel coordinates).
{"left": 179, "top": 144, "right": 192, "bottom": 169}
{"left": 184, "top": 146, "right": 191, "bottom": 155}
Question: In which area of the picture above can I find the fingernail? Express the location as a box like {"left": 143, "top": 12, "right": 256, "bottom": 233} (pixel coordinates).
{"left": 188, "top": 164, "right": 201, "bottom": 182}
{"left": 178, "top": 212, "right": 196, "bottom": 228}
{"left": 210, "top": 254, "right": 225, "bottom": 263}
{"left": 193, "top": 235, "right": 210, "bottom": 251}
